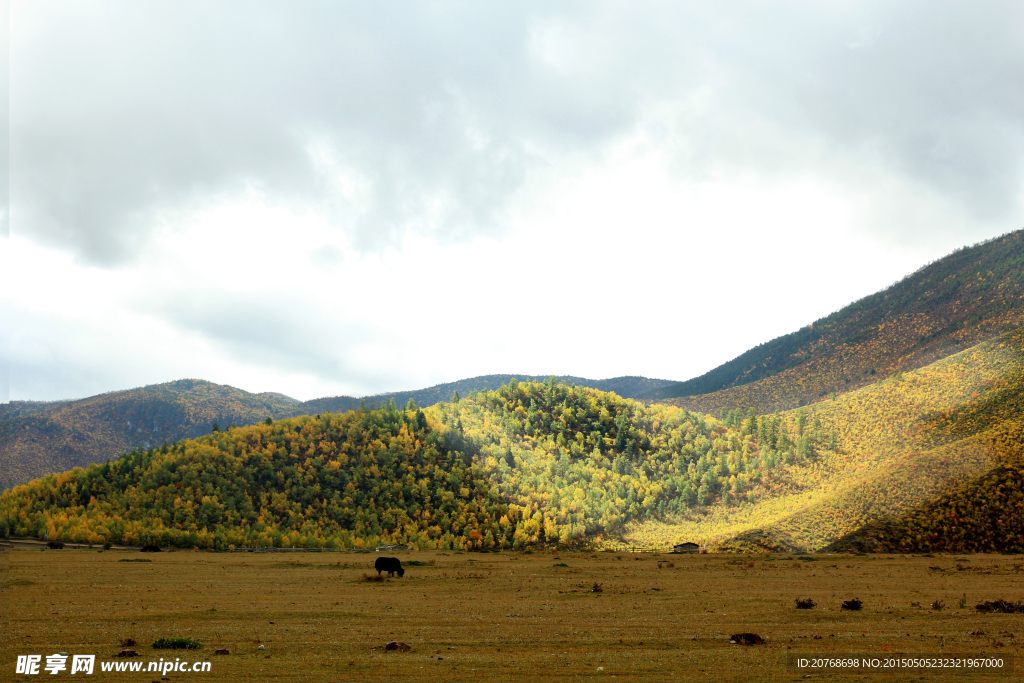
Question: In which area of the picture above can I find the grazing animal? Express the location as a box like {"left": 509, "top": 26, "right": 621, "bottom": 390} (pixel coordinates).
{"left": 140, "top": 545, "right": 162, "bottom": 552}
{"left": 47, "top": 541, "right": 65, "bottom": 549}
{"left": 374, "top": 556, "right": 404, "bottom": 577}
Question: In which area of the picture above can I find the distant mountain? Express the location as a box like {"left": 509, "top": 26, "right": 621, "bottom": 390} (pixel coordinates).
{"left": 1, "top": 379, "right": 302, "bottom": 489}
{"left": 1, "top": 374, "right": 675, "bottom": 489}
{"left": 648, "top": 229, "right": 1024, "bottom": 414}
{"left": 329, "top": 374, "right": 676, "bottom": 414}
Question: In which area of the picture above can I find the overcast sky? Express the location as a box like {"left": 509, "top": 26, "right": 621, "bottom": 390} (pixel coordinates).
{"left": 5, "top": 1, "right": 1024, "bottom": 402}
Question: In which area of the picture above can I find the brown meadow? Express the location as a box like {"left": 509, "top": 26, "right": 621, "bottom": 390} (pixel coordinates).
{"left": 4, "top": 546, "right": 1022, "bottom": 682}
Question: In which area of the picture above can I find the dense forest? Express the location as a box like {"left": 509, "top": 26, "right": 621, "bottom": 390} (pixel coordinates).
{"left": 1, "top": 403, "right": 515, "bottom": 551}
{"left": 443, "top": 378, "right": 833, "bottom": 545}
{"left": 2, "top": 375, "right": 673, "bottom": 490}
{"left": 0, "top": 377, "right": 837, "bottom": 550}
{"left": 4, "top": 334, "right": 1022, "bottom": 553}
{"left": 3, "top": 323, "right": 1022, "bottom": 552}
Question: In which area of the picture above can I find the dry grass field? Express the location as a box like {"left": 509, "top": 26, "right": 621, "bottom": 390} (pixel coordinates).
{"left": 4, "top": 545, "right": 1022, "bottom": 682}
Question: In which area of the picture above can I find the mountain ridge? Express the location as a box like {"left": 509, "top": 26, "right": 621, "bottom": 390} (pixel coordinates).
{"left": 648, "top": 229, "right": 1024, "bottom": 414}
{"left": 1, "top": 374, "right": 676, "bottom": 489}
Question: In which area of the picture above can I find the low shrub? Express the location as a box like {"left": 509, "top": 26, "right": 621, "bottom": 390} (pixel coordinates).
{"left": 152, "top": 638, "right": 201, "bottom": 650}
{"left": 975, "top": 599, "right": 1024, "bottom": 613}
{"left": 795, "top": 598, "right": 816, "bottom": 609}
{"left": 841, "top": 598, "right": 863, "bottom": 611}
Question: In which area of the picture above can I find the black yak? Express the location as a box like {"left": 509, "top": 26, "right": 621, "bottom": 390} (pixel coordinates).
{"left": 374, "top": 556, "right": 404, "bottom": 577}
{"left": 140, "top": 545, "right": 162, "bottom": 552}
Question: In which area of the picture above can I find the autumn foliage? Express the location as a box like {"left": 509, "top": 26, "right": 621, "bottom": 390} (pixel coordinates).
{"left": 3, "top": 325, "right": 1022, "bottom": 553}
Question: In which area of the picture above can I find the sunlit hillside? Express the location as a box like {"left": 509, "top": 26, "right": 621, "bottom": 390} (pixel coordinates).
{"left": 627, "top": 328, "right": 1024, "bottom": 551}
{"left": 0, "top": 379, "right": 828, "bottom": 550}
{"left": 825, "top": 346, "right": 1024, "bottom": 554}
{"left": 653, "top": 229, "right": 1024, "bottom": 414}
{"left": 430, "top": 379, "right": 816, "bottom": 545}
{"left": 4, "top": 329, "right": 1021, "bottom": 553}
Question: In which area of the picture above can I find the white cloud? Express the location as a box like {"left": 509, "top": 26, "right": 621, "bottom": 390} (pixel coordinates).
{"left": 7, "top": 138, "right": 960, "bottom": 401}
{"left": 7, "top": 1, "right": 1023, "bottom": 401}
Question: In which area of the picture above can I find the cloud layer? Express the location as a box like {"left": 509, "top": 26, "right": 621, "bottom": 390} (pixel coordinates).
{"left": 8, "top": 1, "right": 1024, "bottom": 400}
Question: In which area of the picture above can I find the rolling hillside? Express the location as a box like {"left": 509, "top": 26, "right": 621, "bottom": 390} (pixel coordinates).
{"left": 1, "top": 378, "right": 822, "bottom": 549}
{"left": 650, "top": 229, "right": 1024, "bottom": 414}
{"left": 1, "top": 375, "right": 675, "bottom": 490}
{"left": 6, "top": 324, "right": 1021, "bottom": 553}
{"left": 3, "top": 384, "right": 730, "bottom": 550}
{"left": 1, "top": 380, "right": 303, "bottom": 491}
{"left": 5, "top": 230, "right": 1022, "bottom": 550}
{"left": 627, "top": 327, "right": 1024, "bottom": 551}
{"left": 824, "top": 341, "right": 1024, "bottom": 554}
{"left": 1, "top": 404, "right": 513, "bottom": 550}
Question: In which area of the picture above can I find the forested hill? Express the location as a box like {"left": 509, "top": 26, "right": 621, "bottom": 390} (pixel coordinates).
{"left": 0, "top": 380, "right": 819, "bottom": 549}
{"left": 648, "top": 229, "right": 1024, "bottom": 413}
{"left": 2, "top": 375, "right": 675, "bottom": 490}
{"left": 1, "top": 404, "right": 513, "bottom": 550}
{"left": 5, "top": 338, "right": 1022, "bottom": 554}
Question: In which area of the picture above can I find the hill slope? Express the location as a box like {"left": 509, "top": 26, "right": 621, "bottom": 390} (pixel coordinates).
{"left": 628, "top": 327, "right": 1024, "bottom": 551}
{"left": 825, "top": 345, "right": 1024, "bottom": 554}
{"left": 2, "top": 379, "right": 803, "bottom": 549}
{"left": 1, "top": 405, "right": 516, "bottom": 550}
{"left": 5, "top": 329, "right": 1020, "bottom": 552}
{"left": 650, "top": 229, "right": 1024, "bottom": 414}
{"left": 1, "top": 380, "right": 302, "bottom": 490}
{"left": 2, "top": 375, "right": 675, "bottom": 490}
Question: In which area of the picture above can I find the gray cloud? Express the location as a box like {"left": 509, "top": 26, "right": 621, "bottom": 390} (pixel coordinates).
{"left": 11, "top": 1, "right": 1024, "bottom": 266}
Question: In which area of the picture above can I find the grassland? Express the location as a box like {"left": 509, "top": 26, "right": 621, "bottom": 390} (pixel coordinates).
{"left": 4, "top": 545, "right": 1022, "bottom": 682}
